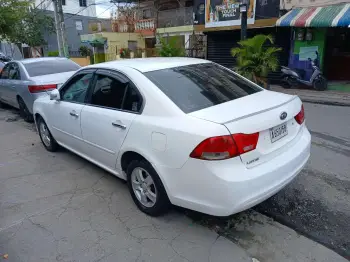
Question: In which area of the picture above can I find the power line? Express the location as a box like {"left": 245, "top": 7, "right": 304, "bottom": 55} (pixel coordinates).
{"left": 34, "top": 0, "right": 48, "bottom": 9}
{"left": 97, "top": 4, "right": 114, "bottom": 17}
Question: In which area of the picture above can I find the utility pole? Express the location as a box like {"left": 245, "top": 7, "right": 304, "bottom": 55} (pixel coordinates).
{"left": 57, "top": 0, "right": 69, "bottom": 57}
{"left": 240, "top": 0, "right": 248, "bottom": 40}
{"left": 52, "top": 0, "right": 63, "bottom": 56}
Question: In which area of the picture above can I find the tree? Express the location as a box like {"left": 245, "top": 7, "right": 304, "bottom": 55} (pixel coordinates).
{"left": 0, "top": 0, "right": 30, "bottom": 40}
{"left": 9, "top": 7, "right": 55, "bottom": 55}
{"left": 231, "top": 34, "right": 281, "bottom": 88}
{"left": 0, "top": 1, "right": 55, "bottom": 56}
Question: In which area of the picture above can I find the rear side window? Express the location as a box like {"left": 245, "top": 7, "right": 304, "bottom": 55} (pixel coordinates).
{"left": 144, "top": 63, "right": 262, "bottom": 113}
{"left": 24, "top": 59, "right": 81, "bottom": 77}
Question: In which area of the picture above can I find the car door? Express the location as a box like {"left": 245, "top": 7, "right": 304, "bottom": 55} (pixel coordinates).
{"left": 48, "top": 71, "right": 95, "bottom": 152}
{"left": 6, "top": 62, "right": 22, "bottom": 107}
{"left": 0, "top": 63, "right": 12, "bottom": 104}
{"left": 80, "top": 69, "right": 143, "bottom": 170}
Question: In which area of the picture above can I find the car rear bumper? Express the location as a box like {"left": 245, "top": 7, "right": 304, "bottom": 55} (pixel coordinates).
{"left": 157, "top": 125, "right": 311, "bottom": 216}
{"left": 25, "top": 93, "right": 48, "bottom": 114}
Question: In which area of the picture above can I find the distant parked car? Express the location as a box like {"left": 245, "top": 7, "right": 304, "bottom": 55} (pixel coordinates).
{"left": 33, "top": 58, "right": 311, "bottom": 217}
{"left": 0, "top": 57, "right": 80, "bottom": 122}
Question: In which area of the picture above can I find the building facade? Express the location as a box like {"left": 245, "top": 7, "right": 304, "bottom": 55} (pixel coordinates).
{"left": 277, "top": 0, "right": 350, "bottom": 82}
{"left": 34, "top": 0, "right": 97, "bottom": 17}
{"left": 193, "top": 0, "right": 288, "bottom": 69}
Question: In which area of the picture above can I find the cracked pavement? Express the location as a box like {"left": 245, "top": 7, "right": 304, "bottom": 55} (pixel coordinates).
{"left": 0, "top": 107, "right": 347, "bottom": 262}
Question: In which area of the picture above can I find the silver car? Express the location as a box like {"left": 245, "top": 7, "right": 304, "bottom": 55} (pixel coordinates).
{"left": 0, "top": 57, "right": 80, "bottom": 122}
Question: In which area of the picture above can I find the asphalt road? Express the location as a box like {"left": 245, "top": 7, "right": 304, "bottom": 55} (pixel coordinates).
{"left": 0, "top": 102, "right": 349, "bottom": 261}
{"left": 255, "top": 103, "right": 350, "bottom": 259}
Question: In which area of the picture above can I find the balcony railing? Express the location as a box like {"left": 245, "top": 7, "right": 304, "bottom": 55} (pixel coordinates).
{"left": 158, "top": 7, "right": 193, "bottom": 28}
{"left": 135, "top": 18, "right": 155, "bottom": 35}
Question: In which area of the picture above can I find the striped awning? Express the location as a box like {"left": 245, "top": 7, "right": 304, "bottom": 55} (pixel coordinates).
{"left": 277, "top": 3, "right": 350, "bottom": 27}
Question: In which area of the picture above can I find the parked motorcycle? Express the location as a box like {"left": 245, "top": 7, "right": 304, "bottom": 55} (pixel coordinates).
{"left": 281, "top": 51, "right": 327, "bottom": 91}
{"left": 0, "top": 52, "right": 12, "bottom": 63}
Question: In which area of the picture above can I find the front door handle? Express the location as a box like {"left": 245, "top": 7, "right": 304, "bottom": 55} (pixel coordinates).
{"left": 70, "top": 111, "right": 79, "bottom": 118}
{"left": 112, "top": 121, "right": 126, "bottom": 129}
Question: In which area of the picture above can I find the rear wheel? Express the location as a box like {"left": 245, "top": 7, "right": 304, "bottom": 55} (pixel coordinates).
{"left": 127, "top": 159, "right": 170, "bottom": 216}
{"left": 313, "top": 76, "right": 327, "bottom": 91}
{"left": 17, "top": 97, "right": 33, "bottom": 122}
{"left": 37, "top": 116, "right": 58, "bottom": 152}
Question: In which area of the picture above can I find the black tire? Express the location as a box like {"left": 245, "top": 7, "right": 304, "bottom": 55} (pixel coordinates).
{"left": 37, "top": 116, "right": 58, "bottom": 152}
{"left": 281, "top": 77, "right": 292, "bottom": 89}
{"left": 126, "top": 159, "right": 170, "bottom": 216}
{"left": 313, "top": 76, "right": 327, "bottom": 91}
{"left": 17, "top": 97, "right": 33, "bottom": 122}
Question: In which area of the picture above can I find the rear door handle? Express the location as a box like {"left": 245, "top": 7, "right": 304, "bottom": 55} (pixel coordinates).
{"left": 70, "top": 111, "right": 79, "bottom": 118}
{"left": 112, "top": 121, "right": 126, "bottom": 129}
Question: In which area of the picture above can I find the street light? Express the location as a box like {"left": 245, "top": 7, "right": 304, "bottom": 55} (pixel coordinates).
{"left": 240, "top": 0, "right": 248, "bottom": 40}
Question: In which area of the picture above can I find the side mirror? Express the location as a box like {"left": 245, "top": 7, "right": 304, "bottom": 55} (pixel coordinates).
{"left": 50, "top": 89, "right": 60, "bottom": 101}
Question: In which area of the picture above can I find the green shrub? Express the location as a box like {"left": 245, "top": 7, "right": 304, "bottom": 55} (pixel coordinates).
{"left": 79, "top": 46, "right": 90, "bottom": 57}
{"left": 47, "top": 51, "right": 59, "bottom": 57}
{"left": 158, "top": 37, "right": 185, "bottom": 57}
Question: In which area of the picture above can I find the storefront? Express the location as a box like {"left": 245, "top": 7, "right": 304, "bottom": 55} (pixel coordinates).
{"left": 276, "top": 3, "right": 350, "bottom": 82}
{"left": 193, "top": 0, "right": 288, "bottom": 69}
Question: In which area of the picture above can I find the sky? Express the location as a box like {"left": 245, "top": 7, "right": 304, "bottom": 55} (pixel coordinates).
{"left": 95, "top": 1, "right": 115, "bottom": 18}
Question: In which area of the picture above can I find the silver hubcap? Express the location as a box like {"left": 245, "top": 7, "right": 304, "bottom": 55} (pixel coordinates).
{"left": 131, "top": 167, "right": 157, "bottom": 208}
{"left": 40, "top": 122, "right": 51, "bottom": 147}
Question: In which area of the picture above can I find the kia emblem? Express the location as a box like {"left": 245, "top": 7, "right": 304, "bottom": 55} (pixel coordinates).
{"left": 280, "top": 112, "right": 287, "bottom": 120}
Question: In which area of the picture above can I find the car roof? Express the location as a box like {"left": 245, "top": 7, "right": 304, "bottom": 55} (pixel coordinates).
{"left": 18, "top": 57, "right": 69, "bottom": 65}
{"left": 85, "top": 57, "right": 211, "bottom": 73}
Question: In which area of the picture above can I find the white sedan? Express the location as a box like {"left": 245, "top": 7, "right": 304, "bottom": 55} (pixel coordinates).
{"left": 33, "top": 58, "right": 311, "bottom": 216}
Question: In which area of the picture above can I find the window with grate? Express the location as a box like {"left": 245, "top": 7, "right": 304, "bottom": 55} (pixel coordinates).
{"left": 79, "top": 0, "right": 87, "bottom": 7}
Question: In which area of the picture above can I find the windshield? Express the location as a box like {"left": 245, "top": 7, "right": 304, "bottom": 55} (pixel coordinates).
{"left": 24, "top": 59, "right": 80, "bottom": 77}
{"left": 144, "top": 63, "right": 262, "bottom": 113}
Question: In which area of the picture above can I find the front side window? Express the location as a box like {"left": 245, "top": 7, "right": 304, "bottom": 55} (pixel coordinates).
{"left": 0, "top": 64, "right": 10, "bottom": 79}
{"left": 89, "top": 73, "right": 142, "bottom": 112}
{"left": 144, "top": 63, "right": 262, "bottom": 113}
{"left": 90, "top": 74, "right": 128, "bottom": 110}
{"left": 8, "top": 63, "right": 20, "bottom": 80}
{"left": 61, "top": 73, "right": 93, "bottom": 103}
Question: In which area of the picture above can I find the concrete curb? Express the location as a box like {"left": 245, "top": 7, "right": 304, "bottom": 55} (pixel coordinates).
{"left": 300, "top": 98, "right": 350, "bottom": 107}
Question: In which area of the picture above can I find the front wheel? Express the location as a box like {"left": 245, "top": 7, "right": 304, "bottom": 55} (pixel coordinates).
{"left": 313, "top": 76, "right": 327, "bottom": 91}
{"left": 37, "top": 117, "right": 58, "bottom": 152}
{"left": 127, "top": 159, "right": 170, "bottom": 216}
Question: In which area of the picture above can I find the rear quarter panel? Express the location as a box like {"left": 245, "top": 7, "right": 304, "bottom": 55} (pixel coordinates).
{"left": 118, "top": 115, "right": 230, "bottom": 170}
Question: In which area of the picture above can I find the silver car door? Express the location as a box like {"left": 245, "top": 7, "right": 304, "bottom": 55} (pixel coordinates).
{"left": 7, "top": 63, "right": 22, "bottom": 107}
{"left": 0, "top": 64, "right": 11, "bottom": 104}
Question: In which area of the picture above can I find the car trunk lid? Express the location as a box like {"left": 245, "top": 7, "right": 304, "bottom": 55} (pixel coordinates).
{"left": 189, "top": 91, "right": 303, "bottom": 168}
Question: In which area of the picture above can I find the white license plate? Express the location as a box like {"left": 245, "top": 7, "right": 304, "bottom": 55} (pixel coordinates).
{"left": 270, "top": 123, "right": 288, "bottom": 143}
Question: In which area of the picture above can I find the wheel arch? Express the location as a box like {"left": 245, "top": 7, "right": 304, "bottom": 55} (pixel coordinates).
{"left": 118, "top": 149, "right": 171, "bottom": 197}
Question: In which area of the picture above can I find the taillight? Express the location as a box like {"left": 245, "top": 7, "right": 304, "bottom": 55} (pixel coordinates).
{"left": 232, "top": 133, "right": 259, "bottom": 155}
{"left": 28, "top": 84, "right": 57, "bottom": 93}
{"left": 294, "top": 105, "right": 305, "bottom": 124}
{"left": 190, "top": 133, "right": 259, "bottom": 161}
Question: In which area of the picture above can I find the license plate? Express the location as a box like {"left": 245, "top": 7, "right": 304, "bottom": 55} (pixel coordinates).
{"left": 270, "top": 123, "right": 288, "bottom": 143}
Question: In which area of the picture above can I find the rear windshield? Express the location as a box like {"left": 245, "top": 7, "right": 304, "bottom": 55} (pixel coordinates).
{"left": 144, "top": 63, "right": 261, "bottom": 113}
{"left": 24, "top": 59, "right": 80, "bottom": 77}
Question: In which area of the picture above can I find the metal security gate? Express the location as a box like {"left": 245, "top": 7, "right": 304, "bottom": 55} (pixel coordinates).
{"left": 206, "top": 31, "right": 241, "bottom": 68}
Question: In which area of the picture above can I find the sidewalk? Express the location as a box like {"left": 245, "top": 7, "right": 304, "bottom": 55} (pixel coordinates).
{"left": 270, "top": 85, "right": 350, "bottom": 106}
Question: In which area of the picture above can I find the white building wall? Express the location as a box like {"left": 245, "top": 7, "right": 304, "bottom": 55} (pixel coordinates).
{"left": 280, "top": 0, "right": 350, "bottom": 10}
{"left": 35, "top": 0, "right": 97, "bottom": 17}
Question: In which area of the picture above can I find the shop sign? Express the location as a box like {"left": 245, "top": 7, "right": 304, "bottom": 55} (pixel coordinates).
{"left": 205, "top": 0, "right": 256, "bottom": 28}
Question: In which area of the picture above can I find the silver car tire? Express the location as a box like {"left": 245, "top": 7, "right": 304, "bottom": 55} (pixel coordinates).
{"left": 126, "top": 159, "right": 170, "bottom": 216}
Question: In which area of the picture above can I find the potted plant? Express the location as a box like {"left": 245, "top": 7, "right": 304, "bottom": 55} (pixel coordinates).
{"left": 231, "top": 34, "right": 281, "bottom": 89}
{"left": 119, "top": 48, "right": 129, "bottom": 58}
